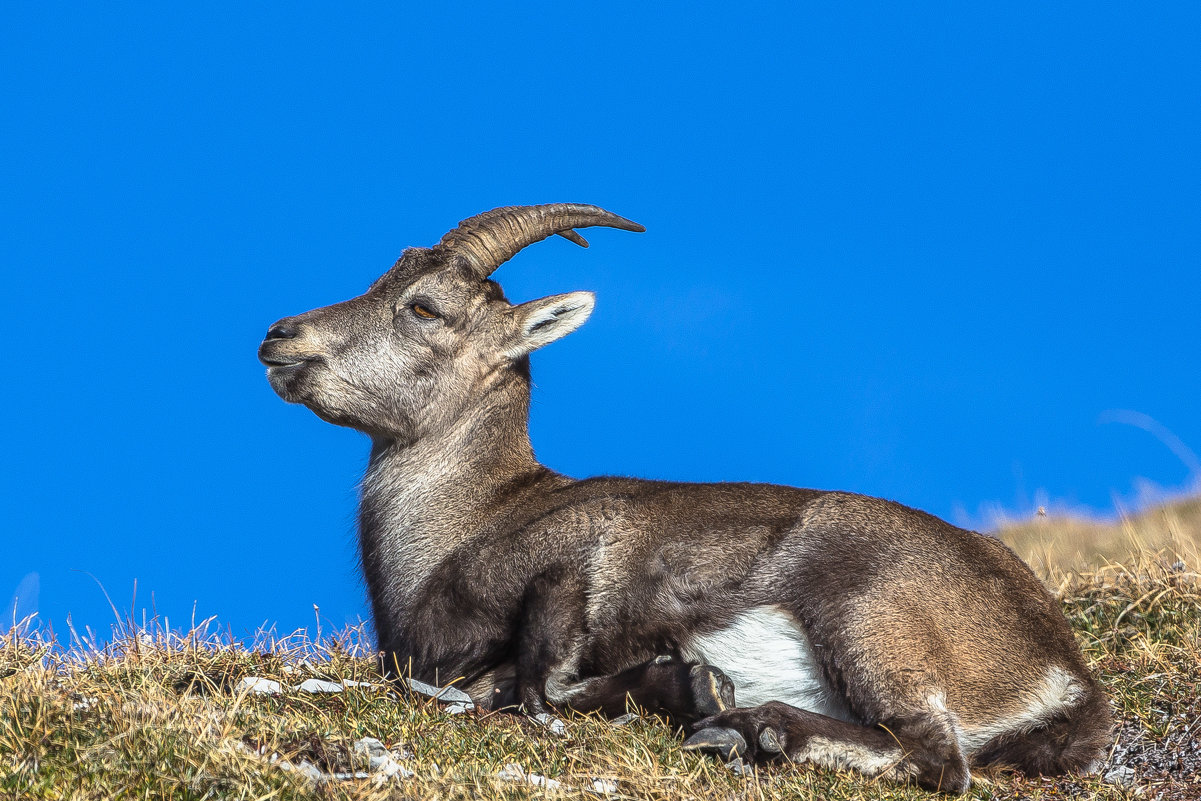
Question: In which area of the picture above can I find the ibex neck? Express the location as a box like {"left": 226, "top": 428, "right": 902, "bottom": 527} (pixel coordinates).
{"left": 361, "top": 374, "right": 549, "bottom": 530}
{"left": 370, "top": 404, "right": 536, "bottom": 486}
{"left": 358, "top": 377, "right": 552, "bottom": 620}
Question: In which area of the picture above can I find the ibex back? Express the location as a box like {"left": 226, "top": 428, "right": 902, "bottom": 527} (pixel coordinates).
{"left": 259, "top": 204, "right": 1111, "bottom": 792}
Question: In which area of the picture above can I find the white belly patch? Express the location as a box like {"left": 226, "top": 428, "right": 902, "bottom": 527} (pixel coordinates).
{"left": 684, "top": 605, "right": 852, "bottom": 721}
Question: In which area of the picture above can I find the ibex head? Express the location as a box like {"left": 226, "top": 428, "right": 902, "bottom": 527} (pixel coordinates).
{"left": 258, "top": 204, "right": 644, "bottom": 441}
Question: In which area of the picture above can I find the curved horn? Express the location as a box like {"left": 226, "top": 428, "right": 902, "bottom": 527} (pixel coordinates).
{"left": 431, "top": 203, "right": 645, "bottom": 279}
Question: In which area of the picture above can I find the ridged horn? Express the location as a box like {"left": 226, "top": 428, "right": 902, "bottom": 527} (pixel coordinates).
{"left": 431, "top": 203, "right": 645, "bottom": 279}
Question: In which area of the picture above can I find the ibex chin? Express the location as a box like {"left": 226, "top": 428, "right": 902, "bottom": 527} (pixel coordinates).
{"left": 259, "top": 204, "right": 1111, "bottom": 792}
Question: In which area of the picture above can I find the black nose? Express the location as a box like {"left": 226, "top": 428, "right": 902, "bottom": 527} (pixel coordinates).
{"left": 265, "top": 321, "right": 298, "bottom": 341}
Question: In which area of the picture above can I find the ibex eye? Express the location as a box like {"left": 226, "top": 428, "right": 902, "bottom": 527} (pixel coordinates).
{"left": 411, "top": 303, "right": 438, "bottom": 320}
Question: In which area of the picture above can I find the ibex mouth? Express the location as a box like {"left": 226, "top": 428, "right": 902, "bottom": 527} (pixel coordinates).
{"left": 259, "top": 354, "right": 305, "bottom": 368}
{"left": 258, "top": 338, "right": 312, "bottom": 369}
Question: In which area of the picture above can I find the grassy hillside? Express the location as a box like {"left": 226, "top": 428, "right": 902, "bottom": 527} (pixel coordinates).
{"left": 998, "top": 494, "right": 1201, "bottom": 577}
{"left": 3, "top": 503, "right": 1199, "bottom": 800}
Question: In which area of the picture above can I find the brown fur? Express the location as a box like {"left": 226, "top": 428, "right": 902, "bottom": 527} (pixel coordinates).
{"left": 259, "top": 205, "right": 1112, "bottom": 793}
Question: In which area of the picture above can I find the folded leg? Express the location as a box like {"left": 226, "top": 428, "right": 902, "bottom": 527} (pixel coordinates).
{"left": 685, "top": 699, "right": 970, "bottom": 793}
{"left": 516, "top": 568, "right": 734, "bottom": 724}
{"left": 542, "top": 655, "right": 735, "bottom": 723}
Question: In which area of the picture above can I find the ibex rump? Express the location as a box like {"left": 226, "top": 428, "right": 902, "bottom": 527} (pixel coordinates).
{"left": 259, "top": 204, "right": 1110, "bottom": 792}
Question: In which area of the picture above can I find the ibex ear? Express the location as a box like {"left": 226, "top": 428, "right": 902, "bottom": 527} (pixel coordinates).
{"left": 504, "top": 291, "right": 595, "bottom": 359}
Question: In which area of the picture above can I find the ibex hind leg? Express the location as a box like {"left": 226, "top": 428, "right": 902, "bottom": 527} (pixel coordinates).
{"left": 971, "top": 684, "right": 1112, "bottom": 777}
{"left": 685, "top": 699, "right": 972, "bottom": 794}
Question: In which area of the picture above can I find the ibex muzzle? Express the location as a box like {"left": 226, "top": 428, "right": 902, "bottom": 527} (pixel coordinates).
{"left": 259, "top": 204, "right": 1111, "bottom": 793}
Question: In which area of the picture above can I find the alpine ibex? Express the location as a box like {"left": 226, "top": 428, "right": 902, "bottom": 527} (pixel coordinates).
{"left": 259, "top": 204, "right": 1111, "bottom": 792}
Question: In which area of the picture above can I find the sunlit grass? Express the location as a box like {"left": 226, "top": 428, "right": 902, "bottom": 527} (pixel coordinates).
{"left": 999, "top": 493, "right": 1201, "bottom": 577}
{"left": 3, "top": 501, "right": 1199, "bottom": 799}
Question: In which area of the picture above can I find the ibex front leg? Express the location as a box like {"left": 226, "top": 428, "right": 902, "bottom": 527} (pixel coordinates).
{"left": 516, "top": 569, "right": 735, "bottom": 724}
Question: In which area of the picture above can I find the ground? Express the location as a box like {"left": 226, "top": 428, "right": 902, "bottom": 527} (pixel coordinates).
{"left": 2, "top": 500, "right": 1199, "bottom": 800}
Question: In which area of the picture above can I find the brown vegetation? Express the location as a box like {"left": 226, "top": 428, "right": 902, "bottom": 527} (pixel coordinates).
{"left": 2, "top": 498, "right": 1198, "bottom": 799}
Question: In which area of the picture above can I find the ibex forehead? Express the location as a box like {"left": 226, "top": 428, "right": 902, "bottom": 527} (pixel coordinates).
{"left": 376, "top": 245, "right": 508, "bottom": 292}
{"left": 367, "top": 259, "right": 510, "bottom": 333}
{"left": 372, "top": 248, "right": 463, "bottom": 289}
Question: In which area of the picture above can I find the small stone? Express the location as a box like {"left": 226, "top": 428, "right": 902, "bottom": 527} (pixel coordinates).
{"left": 497, "top": 763, "right": 525, "bottom": 782}
{"left": 352, "top": 736, "right": 414, "bottom": 780}
{"left": 236, "top": 677, "right": 282, "bottom": 695}
{"left": 532, "top": 712, "right": 569, "bottom": 736}
{"left": 374, "top": 759, "right": 415, "bottom": 780}
{"left": 587, "top": 777, "right": 619, "bottom": 795}
{"left": 1104, "top": 765, "right": 1137, "bottom": 787}
{"left": 498, "top": 763, "right": 563, "bottom": 790}
{"left": 609, "top": 712, "right": 640, "bottom": 727}
{"left": 353, "top": 737, "right": 388, "bottom": 759}
{"left": 725, "top": 757, "right": 753, "bottom": 776}
{"left": 288, "top": 759, "right": 326, "bottom": 782}
{"left": 406, "top": 678, "right": 473, "bottom": 705}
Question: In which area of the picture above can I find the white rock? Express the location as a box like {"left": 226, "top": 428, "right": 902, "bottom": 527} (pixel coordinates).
{"left": 286, "top": 759, "right": 326, "bottom": 782}
{"left": 294, "top": 678, "right": 345, "bottom": 694}
{"left": 236, "top": 677, "right": 282, "bottom": 695}
{"left": 1104, "top": 765, "right": 1137, "bottom": 787}
{"left": 497, "top": 764, "right": 524, "bottom": 782}
{"left": 406, "top": 677, "right": 474, "bottom": 706}
{"left": 374, "top": 759, "right": 415, "bottom": 781}
{"left": 532, "top": 712, "right": 569, "bottom": 737}
{"left": 498, "top": 763, "right": 563, "bottom": 790}
{"left": 352, "top": 736, "right": 414, "bottom": 780}
{"left": 353, "top": 737, "right": 389, "bottom": 759}
{"left": 725, "top": 758, "right": 753, "bottom": 777}
{"left": 587, "top": 777, "right": 619, "bottom": 795}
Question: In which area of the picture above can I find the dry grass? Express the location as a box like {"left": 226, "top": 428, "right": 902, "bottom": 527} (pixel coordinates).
{"left": 3, "top": 501, "right": 1199, "bottom": 800}
{"left": 999, "top": 494, "right": 1201, "bottom": 577}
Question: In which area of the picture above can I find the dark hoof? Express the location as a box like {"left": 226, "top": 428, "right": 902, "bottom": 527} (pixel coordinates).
{"left": 683, "top": 726, "right": 748, "bottom": 761}
{"left": 689, "top": 664, "right": 735, "bottom": 716}
{"left": 758, "top": 726, "right": 783, "bottom": 753}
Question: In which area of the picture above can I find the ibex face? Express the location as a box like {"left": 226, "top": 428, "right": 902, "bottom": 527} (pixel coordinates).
{"left": 257, "top": 251, "right": 529, "bottom": 440}
{"left": 257, "top": 205, "right": 642, "bottom": 441}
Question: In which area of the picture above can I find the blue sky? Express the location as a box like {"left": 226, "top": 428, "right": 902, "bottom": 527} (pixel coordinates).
{"left": 3, "top": 3, "right": 1199, "bottom": 639}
